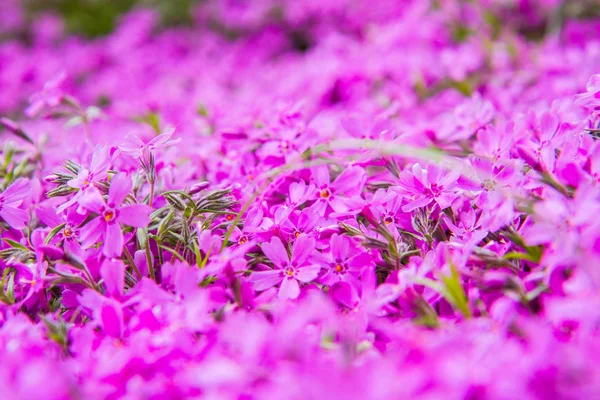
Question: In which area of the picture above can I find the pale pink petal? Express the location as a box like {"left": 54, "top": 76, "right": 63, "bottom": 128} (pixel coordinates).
{"left": 108, "top": 173, "right": 132, "bottom": 205}
{"left": 118, "top": 204, "right": 151, "bottom": 227}
{"left": 261, "top": 237, "right": 289, "bottom": 268}
{"left": 100, "top": 301, "right": 124, "bottom": 338}
{"left": 332, "top": 166, "right": 365, "bottom": 195}
{"left": 278, "top": 277, "right": 300, "bottom": 299}
{"left": 78, "top": 187, "right": 105, "bottom": 213}
{"left": 1, "top": 178, "right": 31, "bottom": 203}
{"left": 0, "top": 206, "right": 29, "bottom": 229}
{"left": 402, "top": 196, "right": 433, "bottom": 212}
{"left": 90, "top": 145, "right": 111, "bottom": 177}
{"left": 330, "top": 233, "right": 349, "bottom": 261}
{"left": 80, "top": 217, "right": 105, "bottom": 247}
{"left": 296, "top": 264, "right": 320, "bottom": 283}
{"left": 100, "top": 259, "right": 125, "bottom": 297}
{"left": 249, "top": 270, "right": 282, "bottom": 291}
{"left": 292, "top": 233, "right": 315, "bottom": 266}
{"left": 103, "top": 223, "right": 124, "bottom": 257}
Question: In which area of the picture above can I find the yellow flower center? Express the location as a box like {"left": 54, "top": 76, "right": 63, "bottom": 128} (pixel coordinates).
{"left": 104, "top": 211, "right": 115, "bottom": 222}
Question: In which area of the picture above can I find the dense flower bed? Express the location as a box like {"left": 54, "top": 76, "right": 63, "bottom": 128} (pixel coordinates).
{"left": 1, "top": 0, "right": 600, "bottom": 398}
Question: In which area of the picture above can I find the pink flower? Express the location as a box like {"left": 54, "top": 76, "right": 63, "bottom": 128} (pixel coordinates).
{"left": 315, "top": 233, "right": 372, "bottom": 286}
{"left": 576, "top": 74, "right": 600, "bottom": 111}
{"left": 67, "top": 145, "right": 111, "bottom": 190}
{"left": 393, "top": 163, "right": 460, "bottom": 212}
{"left": 0, "top": 178, "right": 31, "bottom": 229}
{"left": 250, "top": 234, "right": 320, "bottom": 299}
{"left": 311, "top": 165, "right": 366, "bottom": 215}
{"left": 25, "top": 70, "right": 67, "bottom": 117}
{"left": 119, "top": 128, "right": 181, "bottom": 161}
{"left": 79, "top": 173, "right": 152, "bottom": 257}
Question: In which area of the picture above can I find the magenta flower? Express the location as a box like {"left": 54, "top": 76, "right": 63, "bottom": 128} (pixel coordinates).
{"left": 0, "top": 178, "right": 31, "bottom": 229}
{"left": 576, "top": 74, "right": 600, "bottom": 111}
{"left": 311, "top": 165, "right": 366, "bottom": 215}
{"left": 67, "top": 145, "right": 111, "bottom": 190}
{"left": 79, "top": 173, "right": 151, "bottom": 257}
{"left": 25, "top": 70, "right": 67, "bottom": 117}
{"left": 58, "top": 145, "right": 111, "bottom": 213}
{"left": 393, "top": 163, "right": 460, "bottom": 212}
{"left": 36, "top": 204, "right": 86, "bottom": 257}
{"left": 250, "top": 234, "right": 320, "bottom": 299}
{"left": 119, "top": 128, "right": 181, "bottom": 161}
{"left": 315, "top": 233, "right": 372, "bottom": 287}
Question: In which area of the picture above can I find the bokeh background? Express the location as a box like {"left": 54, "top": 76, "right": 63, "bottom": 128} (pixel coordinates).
{"left": 2, "top": 0, "right": 600, "bottom": 39}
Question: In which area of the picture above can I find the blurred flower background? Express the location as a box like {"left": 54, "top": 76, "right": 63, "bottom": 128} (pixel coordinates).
{"left": 2, "top": 0, "right": 600, "bottom": 399}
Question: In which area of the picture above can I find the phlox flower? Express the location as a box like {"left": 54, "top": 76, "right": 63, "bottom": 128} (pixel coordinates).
{"left": 78, "top": 173, "right": 152, "bottom": 257}
{"left": 314, "top": 233, "right": 372, "bottom": 286}
{"left": 67, "top": 145, "right": 111, "bottom": 190}
{"left": 58, "top": 145, "right": 111, "bottom": 213}
{"left": 119, "top": 128, "right": 181, "bottom": 162}
{"left": 575, "top": 74, "right": 600, "bottom": 111}
{"left": 250, "top": 234, "right": 320, "bottom": 299}
{"left": 311, "top": 165, "right": 366, "bottom": 215}
{"left": 0, "top": 178, "right": 31, "bottom": 229}
{"left": 25, "top": 70, "right": 67, "bottom": 117}
{"left": 36, "top": 204, "right": 86, "bottom": 256}
{"left": 393, "top": 163, "right": 460, "bottom": 212}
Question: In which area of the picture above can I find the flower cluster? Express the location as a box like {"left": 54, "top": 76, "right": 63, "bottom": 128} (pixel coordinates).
{"left": 1, "top": 0, "right": 600, "bottom": 398}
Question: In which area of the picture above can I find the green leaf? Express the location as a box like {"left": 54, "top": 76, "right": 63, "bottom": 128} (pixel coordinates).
{"left": 193, "top": 241, "right": 202, "bottom": 268}
{"left": 440, "top": 263, "right": 471, "bottom": 319}
{"left": 6, "top": 272, "right": 15, "bottom": 304}
{"left": 416, "top": 263, "right": 471, "bottom": 319}
{"left": 3, "top": 238, "right": 29, "bottom": 251}
{"left": 45, "top": 223, "right": 66, "bottom": 245}
{"left": 199, "top": 275, "right": 218, "bottom": 287}
{"left": 503, "top": 251, "right": 539, "bottom": 263}
{"left": 157, "top": 210, "right": 176, "bottom": 238}
{"left": 159, "top": 245, "right": 186, "bottom": 262}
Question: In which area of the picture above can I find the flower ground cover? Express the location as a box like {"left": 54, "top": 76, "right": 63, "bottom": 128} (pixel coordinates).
{"left": 2, "top": 0, "right": 600, "bottom": 398}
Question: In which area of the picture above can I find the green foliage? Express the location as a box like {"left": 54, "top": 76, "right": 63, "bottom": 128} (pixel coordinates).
{"left": 24, "top": 0, "right": 200, "bottom": 38}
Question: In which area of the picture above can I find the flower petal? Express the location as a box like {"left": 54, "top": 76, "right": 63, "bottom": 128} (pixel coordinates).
{"left": 108, "top": 173, "right": 132, "bottom": 206}
{"left": 296, "top": 264, "right": 320, "bottom": 283}
{"left": 103, "top": 223, "right": 124, "bottom": 257}
{"left": 0, "top": 206, "right": 28, "bottom": 229}
{"left": 1, "top": 178, "right": 31, "bottom": 204}
{"left": 118, "top": 204, "right": 151, "bottom": 227}
{"left": 292, "top": 233, "right": 315, "bottom": 266}
{"left": 80, "top": 217, "right": 105, "bottom": 247}
{"left": 261, "top": 237, "right": 288, "bottom": 268}
{"left": 100, "top": 259, "right": 125, "bottom": 297}
{"left": 249, "top": 270, "right": 282, "bottom": 291}
{"left": 78, "top": 187, "right": 105, "bottom": 214}
{"left": 278, "top": 277, "right": 300, "bottom": 299}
